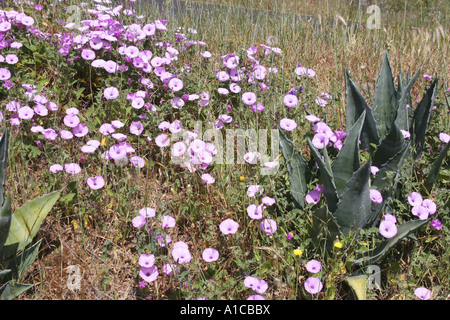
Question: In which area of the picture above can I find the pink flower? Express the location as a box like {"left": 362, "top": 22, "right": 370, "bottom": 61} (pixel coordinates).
{"left": 279, "top": 118, "right": 297, "bottom": 131}
{"left": 411, "top": 205, "right": 429, "bottom": 220}
{"left": 104, "top": 86, "right": 119, "bottom": 100}
{"left": 172, "top": 246, "right": 192, "bottom": 264}
{"left": 202, "top": 248, "right": 219, "bottom": 262}
{"left": 430, "top": 219, "right": 442, "bottom": 230}
{"left": 18, "top": 106, "right": 34, "bottom": 119}
{"left": 305, "top": 189, "right": 321, "bottom": 205}
{"left": 138, "top": 254, "right": 155, "bottom": 268}
{"left": 306, "top": 260, "right": 322, "bottom": 273}
{"left": 201, "top": 173, "right": 215, "bottom": 184}
{"left": 369, "top": 189, "right": 383, "bottom": 204}
{"left": 242, "top": 92, "right": 257, "bottom": 105}
{"left": 81, "top": 49, "right": 96, "bottom": 61}
{"left": 408, "top": 192, "right": 423, "bottom": 207}
{"left": 283, "top": 94, "right": 298, "bottom": 108}
{"left": 262, "top": 196, "right": 276, "bottom": 206}
{"left": 49, "top": 164, "right": 63, "bottom": 173}
{"left": 414, "top": 287, "right": 432, "bottom": 300}
{"left": 64, "top": 163, "right": 81, "bottom": 174}
{"left": 155, "top": 134, "right": 170, "bottom": 147}
{"left": 168, "top": 78, "right": 183, "bottom": 91}
{"left": 247, "top": 204, "right": 264, "bottom": 220}
{"left": 219, "top": 218, "right": 239, "bottom": 235}
{"left": 132, "top": 215, "right": 146, "bottom": 228}
{"left": 130, "top": 156, "right": 145, "bottom": 168}
{"left": 63, "top": 114, "right": 80, "bottom": 128}
{"left": 247, "top": 185, "right": 264, "bottom": 197}
{"left": 439, "top": 132, "right": 450, "bottom": 144}
{"left": 139, "top": 265, "right": 159, "bottom": 283}
{"left": 161, "top": 215, "right": 176, "bottom": 228}
{"left": 130, "top": 121, "right": 144, "bottom": 135}
{"left": 422, "top": 199, "right": 436, "bottom": 215}
{"left": 259, "top": 218, "right": 277, "bottom": 235}
{"left": 304, "top": 277, "right": 323, "bottom": 294}
{"left": 139, "top": 207, "right": 156, "bottom": 218}
{"left": 379, "top": 220, "right": 397, "bottom": 238}
{"left": 87, "top": 176, "right": 105, "bottom": 190}
{"left": 311, "top": 133, "right": 329, "bottom": 149}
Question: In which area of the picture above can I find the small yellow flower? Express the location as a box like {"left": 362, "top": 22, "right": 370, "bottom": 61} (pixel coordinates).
{"left": 334, "top": 240, "right": 343, "bottom": 249}
{"left": 293, "top": 248, "right": 303, "bottom": 256}
{"left": 239, "top": 175, "right": 245, "bottom": 181}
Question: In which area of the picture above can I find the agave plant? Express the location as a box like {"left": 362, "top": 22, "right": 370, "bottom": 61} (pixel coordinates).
{"left": 0, "top": 128, "right": 60, "bottom": 300}
{"left": 279, "top": 50, "right": 446, "bottom": 269}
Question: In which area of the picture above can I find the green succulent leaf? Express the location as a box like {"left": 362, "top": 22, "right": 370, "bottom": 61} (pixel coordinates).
{"left": 346, "top": 274, "right": 368, "bottom": 300}
{"left": 422, "top": 141, "right": 450, "bottom": 193}
{"left": 395, "top": 67, "right": 421, "bottom": 132}
{"left": 307, "top": 138, "right": 339, "bottom": 213}
{"left": 0, "top": 194, "right": 12, "bottom": 253}
{"left": 0, "top": 128, "right": 9, "bottom": 208}
{"left": 332, "top": 110, "right": 365, "bottom": 196}
{"left": 278, "top": 128, "right": 309, "bottom": 209}
{"left": 0, "top": 282, "right": 33, "bottom": 300}
{"left": 372, "top": 50, "right": 398, "bottom": 139}
{"left": 2, "top": 191, "right": 60, "bottom": 259}
{"left": 413, "top": 78, "right": 438, "bottom": 159}
{"left": 352, "top": 218, "right": 429, "bottom": 266}
{"left": 310, "top": 205, "right": 341, "bottom": 251}
{"left": 4, "top": 240, "right": 42, "bottom": 283}
{"left": 344, "top": 69, "right": 380, "bottom": 150}
{"left": 332, "top": 160, "right": 372, "bottom": 236}
{"left": 373, "top": 121, "right": 406, "bottom": 168}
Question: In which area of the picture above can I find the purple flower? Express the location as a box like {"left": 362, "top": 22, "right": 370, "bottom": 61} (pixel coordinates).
{"left": 279, "top": 118, "right": 297, "bottom": 131}
{"left": 369, "top": 189, "right": 383, "bottom": 204}
{"left": 130, "top": 156, "right": 145, "bottom": 168}
{"left": 247, "top": 204, "right": 264, "bottom": 220}
{"left": 423, "top": 74, "right": 433, "bottom": 81}
{"left": 219, "top": 218, "right": 239, "bottom": 235}
{"left": 161, "top": 215, "right": 176, "bottom": 228}
{"left": 311, "top": 133, "right": 329, "bottom": 149}
{"left": 411, "top": 205, "right": 429, "bottom": 220}
{"left": 202, "top": 248, "right": 219, "bottom": 262}
{"left": 306, "top": 259, "right": 322, "bottom": 273}
{"left": 138, "top": 254, "right": 156, "bottom": 268}
{"left": 305, "top": 189, "right": 321, "bottom": 205}
{"left": 379, "top": 220, "right": 397, "bottom": 238}
{"left": 104, "top": 86, "right": 119, "bottom": 100}
{"left": 81, "top": 49, "right": 96, "bottom": 61}
{"left": 139, "top": 265, "right": 159, "bottom": 283}
{"left": 155, "top": 134, "right": 170, "bottom": 147}
{"left": 18, "top": 106, "right": 34, "bottom": 119}
{"left": 87, "top": 176, "right": 105, "bottom": 190}
{"left": 49, "top": 164, "right": 63, "bottom": 173}
{"left": 283, "top": 94, "right": 298, "bottom": 108}
{"left": 172, "top": 246, "right": 192, "bottom": 264}
{"left": 259, "top": 218, "right": 277, "bottom": 235}
{"left": 242, "top": 92, "right": 257, "bottom": 105}
{"left": 304, "top": 276, "right": 323, "bottom": 294}
{"left": 132, "top": 215, "right": 146, "bottom": 228}
{"left": 430, "top": 219, "right": 442, "bottom": 230}
{"left": 408, "top": 192, "right": 423, "bottom": 207}
{"left": 5, "top": 54, "right": 18, "bottom": 64}
{"left": 247, "top": 185, "right": 264, "bottom": 197}
{"left": 139, "top": 207, "right": 156, "bottom": 218}
{"left": 439, "top": 132, "right": 450, "bottom": 143}
{"left": 168, "top": 78, "right": 183, "bottom": 91}
{"left": 247, "top": 295, "right": 265, "bottom": 300}
{"left": 64, "top": 163, "right": 81, "bottom": 174}
{"left": 63, "top": 114, "right": 80, "bottom": 128}
{"left": 130, "top": 121, "right": 144, "bottom": 136}
{"left": 422, "top": 199, "right": 436, "bottom": 215}
{"left": 201, "top": 173, "right": 215, "bottom": 184}
{"left": 262, "top": 196, "right": 276, "bottom": 206}
{"left": 414, "top": 287, "right": 432, "bottom": 300}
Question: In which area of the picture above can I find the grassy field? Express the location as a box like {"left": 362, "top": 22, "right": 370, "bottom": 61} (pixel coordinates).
{"left": 0, "top": 0, "right": 448, "bottom": 300}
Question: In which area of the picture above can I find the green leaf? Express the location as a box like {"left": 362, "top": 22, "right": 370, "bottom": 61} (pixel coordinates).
{"left": 413, "top": 79, "right": 438, "bottom": 159}
{"left": 0, "top": 195, "right": 12, "bottom": 253}
{"left": 309, "top": 205, "right": 341, "bottom": 251}
{"left": 422, "top": 141, "right": 450, "bottom": 193}
{"left": 372, "top": 50, "right": 398, "bottom": 139}
{"left": 332, "top": 160, "right": 372, "bottom": 236}
{"left": 5, "top": 240, "right": 42, "bottom": 283}
{"left": 0, "top": 282, "right": 33, "bottom": 300}
{"left": 332, "top": 110, "right": 365, "bottom": 196}
{"left": 2, "top": 191, "right": 60, "bottom": 259}
{"left": 373, "top": 121, "right": 406, "bottom": 168}
{"left": 395, "top": 67, "right": 421, "bottom": 132}
{"left": 346, "top": 274, "right": 368, "bottom": 300}
{"left": 344, "top": 69, "right": 379, "bottom": 150}
{"left": 278, "top": 128, "right": 309, "bottom": 209}
{"left": 353, "top": 218, "right": 429, "bottom": 266}
{"left": 307, "top": 138, "right": 339, "bottom": 213}
{"left": 0, "top": 128, "right": 9, "bottom": 208}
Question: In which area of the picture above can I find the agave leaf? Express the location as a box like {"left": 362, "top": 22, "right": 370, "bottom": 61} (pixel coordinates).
{"left": 332, "top": 160, "right": 372, "bottom": 236}
{"left": 372, "top": 50, "right": 397, "bottom": 139}
{"left": 373, "top": 121, "right": 406, "bottom": 168}
{"left": 422, "top": 141, "right": 450, "bottom": 194}
{"left": 2, "top": 191, "right": 60, "bottom": 259}
{"left": 395, "top": 67, "right": 421, "bottom": 132}
{"left": 413, "top": 79, "right": 438, "bottom": 159}
{"left": 344, "top": 68, "right": 379, "bottom": 150}
{"left": 0, "top": 194, "right": 11, "bottom": 253}
{"left": 310, "top": 205, "right": 341, "bottom": 251}
{"left": 0, "top": 128, "right": 9, "bottom": 208}
{"left": 278, "top": 128, "right": 309, "bottom": 209}
{"left": 4, "top": 240, "right": 41, "bottom": 283}
{"left": 332, "top": 110, "right": 365, "bottom": 196}
{"left": 307, "top": 138, "right": 339, "bottom": 213}
{"left": 346, "top": 274, "right": 368, "bottom": 300}
{"left": 0, "top": 282, "right": 33, "bottom": 300}
{"left": 352, "top": 218, "right": 429, "bottom": 266}
{"left": 370, "top": 144, "right": 410, "bottom": 227}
